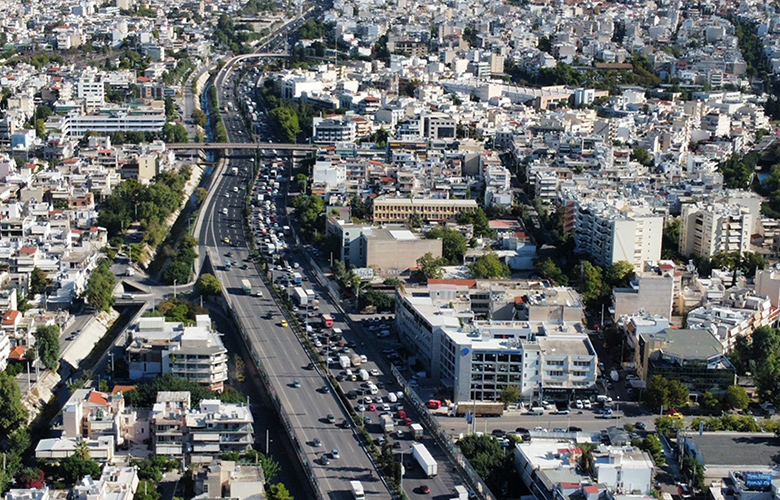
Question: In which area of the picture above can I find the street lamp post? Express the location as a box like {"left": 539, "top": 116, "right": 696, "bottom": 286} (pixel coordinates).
{"left": 174, "top": 280, "right": 178, "bottom": 299}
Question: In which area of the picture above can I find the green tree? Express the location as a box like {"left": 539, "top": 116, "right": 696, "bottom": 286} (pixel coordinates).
{"left": 195, "top": 187, "right": 207, "bottom": 207}
{"left": 605, "top": 261, "right": 635, "bottom": 288}
{"left": 638, "top": 434, "right": 666, "bottom": 466}
{"left": 723, "top": 385, "right": 750, "bottom": 410}
{"left": 645, "top": 375, "right": 670, "bottom": 411}
{"left": 0, "top": 371, "right": 29, "bottom": 436}
{"left": 34, "top": 325, "right": 60, "bottom": 370}
{"left": 700, "top": 391, "right": 721, "bottom": 412}
{"left": 498, "top": 386, "right": 521, "bottom": 408}
{"left": 266, "top": 483, "right": 294, "bottom": 500}
{"left": 163, "top": 261, "right": 192, "bottom": 285}
{"left": 470, "top": 253, "right": 511, "bottom": 279}
{"left": 295, "top": 173, "right": 308, "bottom": 193}
{"left": 60, "top": 455, "right": 102, "bottom": 484}
{"left": 534, "top": 258, "right": 569, "bottom": 285}
{"left": 162, "top": 122, "right": 188, "bottom": 143}
{"left": 29, "top": 267, "right": 51, "bottom": 296}
{"left": 631, "top": 147, "right": 653, "bottom": 166}
{"left": 84, "top": 260, "right": 116, "bottom": 311}
{"left": 457, "top": 434, "right": 515, "bottom": 495}
{"left": 134, "top": 480, "right": 162, "bottom": 500}
{"left": 196, "top": 273, "right": 222, "bottom": 297}
{"left": 416, "top": 252, "right": 445, "bottom": 280}
{"left": 574, "top": 261, "right": 606, "bottom": 305}
{"left": 667, "top": 379, "right": 690, "bottom": 408}
{"left": 682, "top": 456, "right": 705, "bottom": 491}
{"left": 191, "top": 108, "right": 207, "bottom": 127}
{"left": 427, "top": 227, "right": 468, "bottom": 265}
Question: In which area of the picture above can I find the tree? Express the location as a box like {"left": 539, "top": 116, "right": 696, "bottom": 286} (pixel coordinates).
{"left": 427, "top": 227, "right": 468, "bottom": 265}
{"left": 723, "top": 385, "right": 750, "bottom": 410}
{"left": 667, "top": 379, "right": 690, "bottom": 408}
{"left": 639, "top": 435, "right": 665, "bottom": 466}
{"left": 266, "top": 483, "right": 294, "bottom": 500}
{"left": 700, "top": 391, "right": 721, "bottom": 412}
{"left": 534, "top": 258, "right": 568, "bottom": 285}
{"left": 60, "top": 455, "right": 102, "bottom": 484}
{"left": 470, "top": 253, "right": 511, "bottom": 279}
{"left": 34, "top": 325, "right": 60, "bottom": 370}
{"left": 416, "top": 252, "right": 445, "bottom": 280}
{"left": 631, "top": 147, "right": 653, "bottom": 166}
{"left": 196, "top": 273, "right": 222, "bottom": 297}
{"left": 162, "top": 122, "right": 188, "bottom": 143}
{"left": 574, "top": 261, "right": 606, "bottom": 305}
{"left": 134, "top": 480, "right": 162, "bottom": 500}
{"left": 74, "top": 439, "right": 91, "bottom": 460}
{"left": 499, "top": 386, "right": 521, "bottom": 407}
{"left": 605, "top": 261, "right": 634, "bottom": 288}
{"left": 195, "top": 187, "right": 207, "bottom": 207}
{"left": 191, "top": 108, "right": 207, "bottom": 127}
{"left": 84, "top": 260, "right": 116, "bottom": 311}
{"left": 295, "top": 173, "right": 308, "bottom": 193}
{"left": 163, "top": 261, "right": 192, "bottom": 285}
{"left": 682, "top": 456, "right": 705, "bottom": 491}
{"left": 0, "top": 371, "right": 29, "bottom": 435}
{"left": 645, "top": 375, "right": 670, "bottom": 411}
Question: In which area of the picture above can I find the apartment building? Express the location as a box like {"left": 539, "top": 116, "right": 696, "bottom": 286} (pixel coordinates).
{"left": 73, "top": 466, "right": 139, "bottom": 500}
{"left": 62, "top": 388, "right": 144, "bottom": 446}
{"left": 185, "top": 399, "right": 255, "bottom": 463}
{"left": 5, "top": 488, "right": 49, "bottom": 500}
{"left": 59, "top": 104, "right": 166, "bottom": 137}
{"left": 152, "top": 392, "right": 254, "bottom": 463}
{"left": 76, "top": 73, "right": 106, "bottom": 112}
{"left": 612, "top": 267, "right": 675, "bottom": 320}
{"left": 573, "top": 200, "right": 664, "bottom": 268}
{"left": 635, "top": 328, "right": 736, "bottom": 395}
{"left": 395, "top": 283, "right": 597, "bottom": 403}
{"left": 126, "top": 314, "right": 229, "bottom": 392}
{"left": 194, "top": 460, "right": 265, "bottom": 500}
{"left": 372, "top": 195, "right": 477, "bottom": 223}
{"left": 679, "top": 202, "right": 752, "bottom": 258}
{"left": 312, "top": 117, "right": 357, "bottom": 143}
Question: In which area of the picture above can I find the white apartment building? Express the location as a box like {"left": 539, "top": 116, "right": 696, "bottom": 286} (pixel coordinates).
{"left": 127, "top": 315, "right": 229, "bottom": 392}
{"left": 5, "top": 488, "right": 49, "bottom": 500}
{"left": 60, "top": 105, "right": 166, "bottom": 137}
{"left": 574, "top": 201, "right": 664, "bottom": 268}
{"left": 62, "top": 388, "right": 144, "bottom": 446}
{"left": 395, "top": 285, "right": 597, "bottom": 403}
{"left": 311, "top": 159, "right": 347, "bottom": 193}
{"left": 77, "top": 73, "right": 106, "bottom": 112}
{"left": 152, "top": 392, "right": 254, "bottom": 463}
{"left": 74, "top": 466, "right": 139, "bottom": 500}
{"left": 312, "top": 117, "right": 357, "bottom": 143}
{"left": 679, "top": 202, "right": 752, "bottom": 258}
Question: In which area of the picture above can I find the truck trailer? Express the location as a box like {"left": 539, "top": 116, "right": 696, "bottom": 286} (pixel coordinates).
{"left": 292, "top": 287, "right": 308, "bottom": 306}
{"left": 380, "top": 414, "right": 394, "bottom": 432}
{"left": 411, "top": 442, "right": 438, "bottom": 477}
{"left": 339, "top": 355, "right": 351, "bottom": 370}
{"left": 447, "top": 402, "right": 504, "bottom": 417}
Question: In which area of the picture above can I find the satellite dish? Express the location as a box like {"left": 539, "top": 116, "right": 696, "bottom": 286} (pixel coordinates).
{"left": 461, "top": 348, "right": 470, "bottom": 356}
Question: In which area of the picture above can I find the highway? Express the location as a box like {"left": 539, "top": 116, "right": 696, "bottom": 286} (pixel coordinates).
{"left": 196, "top": 64, "right": 392, "bottom": 499}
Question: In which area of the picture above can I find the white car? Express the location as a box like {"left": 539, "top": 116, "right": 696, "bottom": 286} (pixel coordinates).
{"left": 369, "top": 369, "right": 380, "bottom": 376}
{"left": 583, "top": 400, "right": 592, "bottom": 409}
{"left": 575, "top": 400, "right": 584, "bottom": 409}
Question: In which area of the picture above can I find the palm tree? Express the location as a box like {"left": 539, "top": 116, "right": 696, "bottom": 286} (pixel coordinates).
{"left": 75, "top": 439, "right": 91, "bottom": 460}
{"left": 578, "top": 442, "right": 597, "bottom": 473}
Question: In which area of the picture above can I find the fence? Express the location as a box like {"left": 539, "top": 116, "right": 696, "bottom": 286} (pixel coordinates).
{"left": 390, "top": 365, "right": 498, "bottom": 500}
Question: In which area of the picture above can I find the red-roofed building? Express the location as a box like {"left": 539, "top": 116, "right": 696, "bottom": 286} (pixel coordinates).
{"left": 63, "top": 388, "right": 143, "bottom": 446}
{"left": 13, "top": 247, "right": 40, "bottom": 273}
{"left": 2, "top": 309, "right": 21, "bottom": 332}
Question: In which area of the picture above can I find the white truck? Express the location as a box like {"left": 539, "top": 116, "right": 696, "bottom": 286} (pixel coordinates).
{"left": 339, "top": 355, "right": 351, "bottom": 370}
{"left": 380, "top": 413, "right": 394, "bottom": 432}
{"left": 358, "top": 369, "right": 369, "bottom": 381}
{"left": 350, "top": 481, "right": 364, "bottom": 500}
{"left": 411, "top": 442, "right": 438, "bottom": 477}
{"left": 292, "top": 287, "right": 308, "bottom": 306}
{"left": 452, "top": 486, "right": 469, "bottom": 499}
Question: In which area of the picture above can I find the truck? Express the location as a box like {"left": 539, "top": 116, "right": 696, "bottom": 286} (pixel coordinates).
{"left": 292, "top": 272, "right": 302, "bottom": 284}
{"left": 411, "top": 442, "right": 438, "bottom": 477}
{"left": 321, "top": 313, "right": 334, "bottom": 328}
{"left": 305, "top": 289, "right": 316, "bottom": 303}
{"left": 452, "top": 486, "right": 469, "bottom": 500}
{"left": 265, "top": 243, "right": 275, "bottom": 255}
{"left": 380, "top": 414, "right": 394, "bottom": 432}
{"left": 447, "top": 402, "right": 504, "bottom": 418}
{"left": 241, "top": 279, "right": 252, "bottom": 295}
{"left": 292, "top": 287, "right": 308, "bottom": 306}
{"left": 358, "top": 369, "right": 369, "bottom": 381}
{"left": 351, "top": 354, "right": 362, "bottom": 367}
{"left": 350, "top": 481, "right": 365, "bottom": 500}
{"left": 610, "top": 370, "right": 620, "bottom": 382}
{"left": 339, "top": 355, "right": 351, "bottom": 370}
{"left": 410, "top": 423, "right": 424, "bottom": 439}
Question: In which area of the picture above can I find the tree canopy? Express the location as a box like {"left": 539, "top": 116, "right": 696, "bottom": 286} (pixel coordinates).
{"left": 470, "top": 253, "right": 511, "bottom": 279}
{"left": 34, "top": 325, "right": 60, "bottom": 370}
{"left": 426, "top": 227, "right": 467, "bottom": 265}
{"left": 84, "top": 260, "right": 116, "bottom": 312}
{"left": 196, "top": 273, "right": 222, "bottom": 297}
{"left": 0, "top": 371, "right": 28, "bottom": 436}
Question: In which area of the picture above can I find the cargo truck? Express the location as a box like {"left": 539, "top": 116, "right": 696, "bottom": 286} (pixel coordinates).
{"left": 241, "top": 279, "right": 252, "bottom": 295}
{"left": 452, "top": 486, "right": 469, "bottom": 499}
{"left": 380, "top": 414, "right": 394, "bottom": 432}
{"left": 292, "top": 287, "right": 308, "bottom": 306}
{"left": 410, "top": 423, "right": 423, "bottom": 439}
{"left": 351, "top": 355, "right": 362, "bottom": 367}
{"left": 358, "top": 369, "right": 369, "bottom": 381}
{"left": 292, "top": 272, "right": 302, "bottom": 284}
{"left": 411, "top": 442, "right": 438, "bottom": 477}
{"left": 447, "top": 402, "right": 504, "bottom": 417}
{"left": 321, "top": 314, "right": 334, "bottom": 328}
{"left": 339, "top": 355, "right": 351, "bottom": 370}
{"left": 350, "top": 481, "right": 365, "bottom": 500}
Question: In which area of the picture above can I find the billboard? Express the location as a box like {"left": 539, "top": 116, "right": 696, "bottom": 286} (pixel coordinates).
{"left": 744, "top": 472, "right": 772, "bottom": 489}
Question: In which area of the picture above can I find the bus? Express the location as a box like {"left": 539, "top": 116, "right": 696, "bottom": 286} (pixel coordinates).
{"left": 321, "top": 313, "right": 334, "bottom": 328}
{"left": 241, "top": 279, "right": 252, "bottom": 295}
{"left": 350, "top": 481, "right": 364, "bottom": 500}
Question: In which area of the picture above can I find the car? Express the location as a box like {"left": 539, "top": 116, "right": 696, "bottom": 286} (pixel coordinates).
{"left": 533, "top": 426, "right": 547, "bottom": 432}
{"left": 363, "top": 397, "right": 373, "bottom": 404}
{"left": 554, "top": 409, "right": 570, "bottom": 415}
{"left": 375, "top": 396, "right": 383, "bottom": 403}
{"left": 568, "top": 426, "right": 583, "bottom": 432}
{"left": 336, "top": 375, "right": 345, "bottom": 382}
{"left": 396, "top": 430, "right": 405, "bottom": 439}
{"left": 357, "top": 404, "right": 366, "bottom": 412}
{"left": 364, "top": 416, "right": 372, "bottom": 424}
{"left": 293, "top": 379, "right": 301, "bottom": 388}
{"left": 381, "top": 404, "right": 391, "bottom": 412}
{"left": 320, "top": 455, "right": 330, "bottom": 465}
{"left": 418, "top": 485, "right": 430, "bottom": 494}
{"left": 575, "top": 399, "right": 584, "bottom": 409}
{"left": 491, "top": 429, "right": 505, "bottom": 436}
{"left": 515, "top": 427, "right": 529, "bottom": 434}
{"left": 583, "top": 400, "right": 592, "bottom": 409}
{"left": 368, "top": 404, "right": 376, "bottom": 411}
{"left": 553, "top": 428, "right": 566, "bottom": 433}
{"left": 327, "top": 414, "right": 335, "bottom": 424}
{"left": 369, "top": 369, "right": 380, "bottom": 376}
{"left": 281, "top": 320, "right": 288, "bottom": 327}
{"left": 313, "top": 437, "right": 321, "bottom": 447}
{"left": 321, "top": 385, "right": 330, "bottom": 394}
{"left": 635, "top": 422, "right": 646, "bottom": 430}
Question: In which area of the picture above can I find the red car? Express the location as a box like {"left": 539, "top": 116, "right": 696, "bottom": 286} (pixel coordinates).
{"left": 368, "top": 404, "right": 376, "bottom": 411}
{"left": 403, "top": 418, "right": 413, "bottom": 426}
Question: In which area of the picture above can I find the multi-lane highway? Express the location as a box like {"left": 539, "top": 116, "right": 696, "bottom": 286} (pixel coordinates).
{"left": 196, "top": 66, "right": 392, "bottom": 499}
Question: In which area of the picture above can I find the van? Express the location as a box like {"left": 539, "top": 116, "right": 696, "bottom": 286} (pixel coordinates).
{"left": 387, "top": 392, "right": 397, "bottom": 403}
{"left": 528, "top": 407, "right": 545, "bottom": 415}
{"left": 360, "top": 355, "right": 368, "bottom": 364}
{"left": 369, "top": 386, "right": 378, "bottom": 395}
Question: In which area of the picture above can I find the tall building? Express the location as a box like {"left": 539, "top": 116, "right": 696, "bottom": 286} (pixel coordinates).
{"left": 127, "top": 315, "right": 229, "bottom": 392}
{"left": 372, "top": 196, "right": 477, "bottom": 223}
{"left": 77, "top": 73, "right": 106, "bottom": 112}
{"left": 573, "top": 200, "right": 664, "bottom": 268}
{"left": 679, "top": 202, "right": 752, "bottom": 258}
{"left": 395, "top": 282, "right": 597, "bottom": 403}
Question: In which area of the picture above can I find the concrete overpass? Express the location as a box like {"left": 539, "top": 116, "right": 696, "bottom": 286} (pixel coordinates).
{"left": 166, "top": 142, "right": 318, "bottom": 151}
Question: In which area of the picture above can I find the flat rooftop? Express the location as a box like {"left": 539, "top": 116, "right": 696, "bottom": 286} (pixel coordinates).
{"left": 689, "top": 433, "right": 780, "bottom": 468}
